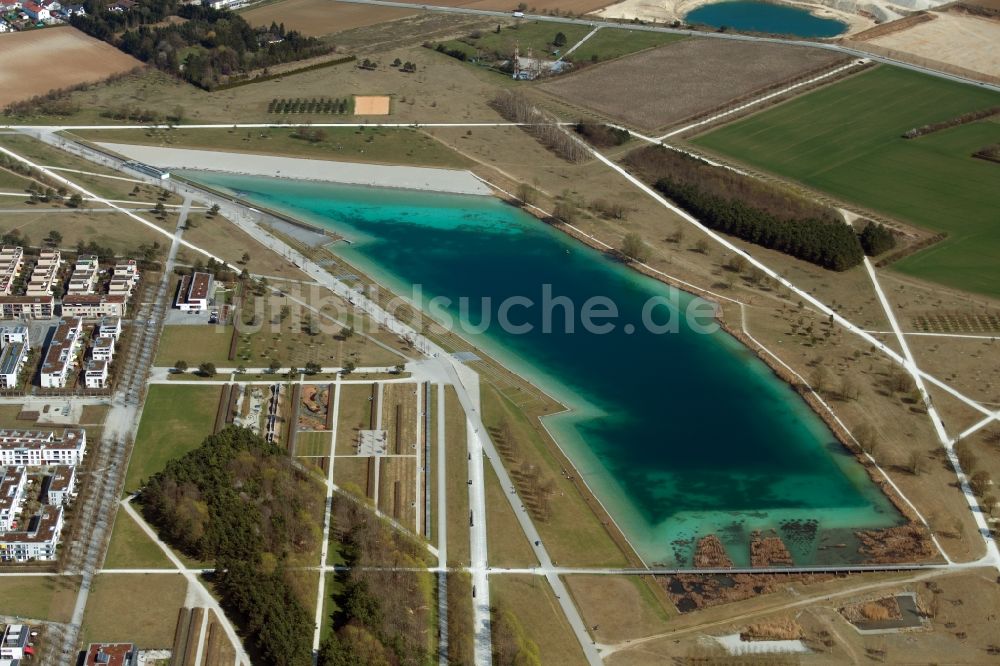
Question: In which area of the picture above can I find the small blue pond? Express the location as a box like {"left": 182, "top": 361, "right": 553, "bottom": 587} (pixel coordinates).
{"left": 686, "top": 0, "right": 847, "bottom": 38}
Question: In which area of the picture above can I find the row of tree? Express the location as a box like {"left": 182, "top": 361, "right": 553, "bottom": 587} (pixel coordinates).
{"left": 574, "top": 122, "right": 630, "bottom": 148}
{"left": 491, "top": 91, "right": 587, "bottom": 162}
{"left": 141, "top": 427, "right": 324, "bottom": 666}
{"left": 268, "top": 97, "right": 351, "bottom": 114}
{"left": 626, "top": 146, "right": 867, "bottom": 271}
{"left": 902, "top": 105, "right": 1000, "bottom": 139}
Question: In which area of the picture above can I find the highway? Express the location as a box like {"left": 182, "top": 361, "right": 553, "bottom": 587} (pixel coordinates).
{"left": 332, "top": 0, "right": 1000, "bottom": 93}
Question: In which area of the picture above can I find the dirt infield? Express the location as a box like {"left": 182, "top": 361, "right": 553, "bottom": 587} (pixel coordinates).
{"left": 354, "top": 95, "right": 391, "bottom": 114}
{"left": 864, "top": 11, "right": 1000, "bottom": 80}
{"left": 0, "top": 27, "right": 141, "bottom": 107}
{"left": 540, "top": 38, "right": 844, "bottom": 132}
{"left": 240, "top": 0, "right": 415, "bottom": 37}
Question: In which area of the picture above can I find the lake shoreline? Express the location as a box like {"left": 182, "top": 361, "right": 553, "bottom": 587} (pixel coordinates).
{"left": 487, "top": 184, "right": 925, "bottom": 541}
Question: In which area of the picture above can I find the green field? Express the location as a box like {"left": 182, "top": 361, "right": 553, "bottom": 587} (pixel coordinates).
{"left": 439, "top": 22, "right": 681, "bottom": 66}
{"left": 567, "top": 28, "right": 685, "bottom": 63}
{"left": 155, "top": 324, "right": 235, "bottom": 366}
{"left": 82, "top": 574, "right": 187, "bottom": 647}
{"left": 104, "top": 508, "right": 173, "bottom": 569}
{"left": 694, "top": 66, "right": 1000, "bottom": 296}
{"left": 0, "top": 576, "right": 79, "bottom": 622}
{"left": 124, "top": 384, "right": 222, "bottom": 492}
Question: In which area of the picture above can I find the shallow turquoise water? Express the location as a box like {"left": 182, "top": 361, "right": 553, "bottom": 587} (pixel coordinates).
{"left": 192, "top": 172, "right": 901, "bottom": 566}
{"left": 686, "top": 0, "right": 846, "bottom": 38}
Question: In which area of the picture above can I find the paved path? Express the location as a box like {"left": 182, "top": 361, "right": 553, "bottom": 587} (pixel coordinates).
{"left": 312, "top": 375, "right": 342, "bottom": 654}
{"left": 557, "top": 25, "right": 601, "bottom": 62}
{"left": 120, "top": 499, "right": 251, "bottom": 664}
{"left": 864, "top": 258, "right": 1000, "bottom": 568}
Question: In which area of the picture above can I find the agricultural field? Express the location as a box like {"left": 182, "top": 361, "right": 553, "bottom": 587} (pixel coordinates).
{"left": 241, "top": 0, "right": 416, "bottom": 37}
{"left": 566, "top": 27, "right": 685, "bottom": 63}
{"left": 424, "top": 0, "right": 617, "bottom": 14}
{"left": 860, "top": 11, "right": 1000, "bottom": 82}
{"left": 693, "top": 66, "right": 1000, "bottom": 296}
{"left": 0, "top": 27, "right": 141, "bottom": 108}
{"left": 540, "top": 38, "right": 845, "bottom": 131}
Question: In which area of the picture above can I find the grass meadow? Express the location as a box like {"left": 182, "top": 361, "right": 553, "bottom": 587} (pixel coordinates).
{"left": 694, "top": 66, "right": 1000, "bottom": 296}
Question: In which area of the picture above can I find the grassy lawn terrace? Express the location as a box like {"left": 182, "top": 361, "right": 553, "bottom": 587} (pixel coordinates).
{"left": 124, "top": 384, "right": 222, "bottom": 492}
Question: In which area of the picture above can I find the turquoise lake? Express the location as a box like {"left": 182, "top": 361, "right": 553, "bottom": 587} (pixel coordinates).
{"left": 686, "top": 1, "right": 846, "bottom": 38}
{"left": 192, "top": 172, "right": 901, "bottom": 566}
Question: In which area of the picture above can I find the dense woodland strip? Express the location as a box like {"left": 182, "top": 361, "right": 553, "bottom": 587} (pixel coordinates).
{"left": 141, "top": 427, "right": 323, "bottom": 666}
{"left": 625, "top": 146, "right": 867, "bottom": 271}
{"left": 319, "top": 500, "right": 435, "bottom": 666}
{"left": 71, "top": 0, "right": 331, "bottom": 90}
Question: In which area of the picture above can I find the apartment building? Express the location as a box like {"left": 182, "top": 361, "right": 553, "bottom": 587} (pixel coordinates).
{"left": 0, "top": 466, "right": 26, "bottom": 531}
{"left": 0, "top": 505, "right": 63, "bottom": 562}
{"left": 0, "top": 429, "right": 87, "bottom": 466}
{"left": 0, "top": 246, "right": 24, "bottom": 296}
{"left": 40, "top": 318, "right": 83, "bottom": 388}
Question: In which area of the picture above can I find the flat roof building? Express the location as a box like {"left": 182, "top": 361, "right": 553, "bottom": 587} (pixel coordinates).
{"left": 40, "top": 318, "right": 83, "bottom": 388}
{"left": 84, "top": 359, "right": 108, "bottom": 389}
{"left": 0, "top": 466, "right": 26, "bottom": 532}
{"left": 0, "top": 294, "right": 54, "bottom": 320}
{"left": 0, "top": 428, "right": 87, "bottom": 467}
{"left": 174, "top": 272, "right": 213, "bottom": 311}
{"left": 61, "top": 294, "right": 127, "bottom": 320}
{"left": 84, "top": 643, "right": 139, "bottom": 666}
{"left": 0, "top": 504, "right": 63, "bottom": 562}
{"left": 41, "top": 465, "right": 76, "bottom": 506}
{"left": 0, "top": 341, "right": 26, "bottom": 390}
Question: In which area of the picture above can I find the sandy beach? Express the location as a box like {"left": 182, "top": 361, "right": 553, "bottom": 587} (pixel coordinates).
{"left": 95, "top": 142, "right": 493, "bottom": 196}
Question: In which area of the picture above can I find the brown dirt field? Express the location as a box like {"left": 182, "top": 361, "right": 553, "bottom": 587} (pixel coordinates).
{"left": 864, "top": 11, "right": 1000, "bottom": 79}
{"left": 539, "top": 38, "right": 844, "bottom": 131}
{"left": 0, "top": 27, "right": 141, "bottom": 107}
{"left": 564, "top": 575, "right": 673, "bottom": 643}
{"left": 354, "top": 94, "right": 391, "bottom": 115}
{"left": 378, "top": 455, "right": 417, "bottom": 528}
{"left": 241, "top": 0, "right": 416, "bottom": 37}
{"left": 382, "top": 382, "right": 418, "bottom": 455}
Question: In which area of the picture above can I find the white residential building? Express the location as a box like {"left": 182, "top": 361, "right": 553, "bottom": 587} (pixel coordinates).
{"left": 0, "top": 466, "right": 27, "bottom": 532}
{"left": 0, "top": 294, "right": 55, "bottom": 320}
{"left": 0, "top": 247, "right": 24, "bottom": 296}
{"left": 174, "top": 272, "right": 213, "bottom": 311}
{"left": 25, "top": 249, "right": 61, "bottom": 297}
{"left": 0, "top": 324, "right": 29, "bottom": 349}
{"left": 98, "top": 316, "right": 122, "bottom": 340}
{"left": 84, "top": 359, "right": 108, "bottom": 389}
{"left": 42, "top": 465, "right": 76, "bottom": 505}
{"left": 91, "top": 335, "right": 115, "bottom": 362}
{"left": 0, "top": 341, "right": 27, "bottom": 390}
{"left": 61, "top": 294, "right": 127, "bottom": 319}
{"left": 0, "top": 428, "right": 87, "bottom": 466}
{"left": 0, "top": 505, "right": 63, "bottom": 562}
{"left": 40, "top": 318, "right": 83, "bottom": 388}
{"left": 0, "top": 624, "right": 30, "bottom": 661}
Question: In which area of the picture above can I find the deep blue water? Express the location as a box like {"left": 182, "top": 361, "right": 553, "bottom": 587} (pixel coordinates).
{"left": 686, "top": 0, "right": 847, "bottom": 38}
{"left": 190, "top": 173, "right": 900, "bottom": 565}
